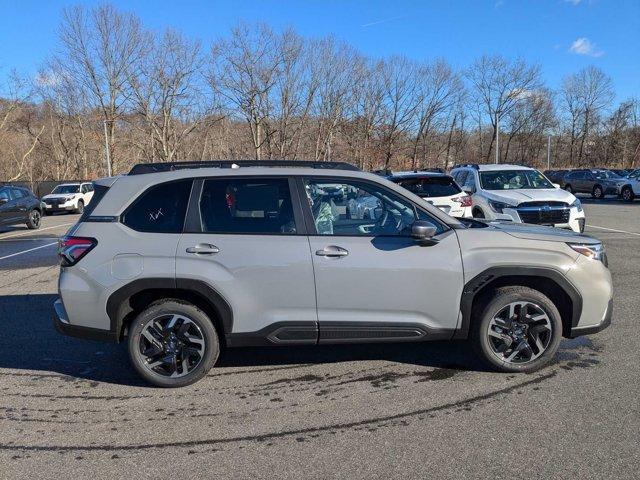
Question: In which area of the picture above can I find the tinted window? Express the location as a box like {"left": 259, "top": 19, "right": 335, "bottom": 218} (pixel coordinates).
{"left": 479, "top": 170, "right": 553, "bottom": 190}
{"left": 0, "top": 188, "right": 11, "bottom": 202}
{"left": 393, "top": 176, "right": 461, "bottom": 198}
{"left": 53, "top": 184, "right": 80, "bottom": 194}
{"left": 304, "top": 178, "right": 439, "bottom": 236}
{"left": 455, "top": 170, "right": 468, "bottom": 185}
{"left": 11, "top": 188, "right": 25, "bottom": 199}
{"left": 462, "top": 172, "right": 476, "bottom": 190}
{"left": 122, "top": 180, "right": 192, "bottom": 233}
{"left": 199, "top": 178, "right": 296, "bottom": 234}
{"left": 86, "top": 184, "right": 94, "bottom": 192}
{"left": 79, "top": 184, "right": 109, "bottom": 222}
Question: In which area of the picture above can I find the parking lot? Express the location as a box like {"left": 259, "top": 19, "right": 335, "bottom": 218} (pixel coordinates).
{"left": 0, "top": 201, "right": 638, "bottom": 479}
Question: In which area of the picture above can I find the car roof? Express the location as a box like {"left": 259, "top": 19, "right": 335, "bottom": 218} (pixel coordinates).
{"left": 388, "top": 171, "right": 451, "bottom": 179}
{"left": 475, "top": 164, "right": 535, "bottom": 171}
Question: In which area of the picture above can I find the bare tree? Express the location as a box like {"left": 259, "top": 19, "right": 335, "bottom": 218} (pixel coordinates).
{"left": 129, "top": 29, "right": 212, "bottom": 162}
{"left": 54, "top": 4, "right": 148, "bottom": 173}
{"left": 466, "top": 55, "right": 544, "bottom": 161}
{"left": 209, "top": 23, "right": 283, "bottom": 160}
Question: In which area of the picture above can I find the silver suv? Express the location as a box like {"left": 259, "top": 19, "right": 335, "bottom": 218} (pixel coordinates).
{"left": 54, "top": 161, "right": 613, "bottom": 387}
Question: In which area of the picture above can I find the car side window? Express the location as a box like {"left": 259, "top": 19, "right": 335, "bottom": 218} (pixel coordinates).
{"left": 81, "top": 184, "right": 88, "bottom": 194}
{"left": 86, "top": 183, "right": 94, "bottom": 192}
{"left": 303, "top": 178, "right": 437, "bottom": 237}
{"left": 199, "top": 178, "right": 296, "bottom": 234}
{"left": 462, "top": 172, "right": 476, "bottom": 191}
{"left": 454, "top": 170, "right": 467, "bottom": 185}
{"left": 122, "top": 180, "right": 192, "bottom": 233}
{"left": 11, "top": 188, "right": 25, "bottom": 199}
{"left": 0, "top": 188, "right": 11, "bottom": 202}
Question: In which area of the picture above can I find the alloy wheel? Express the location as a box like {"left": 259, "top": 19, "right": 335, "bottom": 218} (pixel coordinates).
{"left": 30, "top": 210, "right": 41, "bottom": 227}
{"left": 137, "top": 314, "right": 206, "bottom": 378}
{"left": 486, "top": 301, "right": 552, "bottom": 364}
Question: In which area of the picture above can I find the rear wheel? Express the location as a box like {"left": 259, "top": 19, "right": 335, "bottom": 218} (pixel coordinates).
{"left": 592, "top": 185, "right": 604, "bottom": 199}
{"left": 621, "top": 186, "right": 635, "bottom": 202}
{"left": 26, "top": 209, "right": 41, "bottom": 229}
{"left": 470, "top": 286, "right": 562, "bottom": 373}
{"left": 128, "top": 300, "right": 220, "bottom": 387}
{"left": 473, "top": 207, "right": 485, "bottom": 219}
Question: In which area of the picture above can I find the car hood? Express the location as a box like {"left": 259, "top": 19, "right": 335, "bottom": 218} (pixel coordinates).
{"left": 42, "top": 194, "right": 75, "bottom": 200}
{"left": 483, "top": 188, "right": 575, "bottom": 205}
{"left": 483, "top": 221, "right": 599, "bottom": 244}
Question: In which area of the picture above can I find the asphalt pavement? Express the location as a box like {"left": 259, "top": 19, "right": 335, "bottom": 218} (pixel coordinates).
{"left": 0, "top": 201, "right": 638, "bottom": 479}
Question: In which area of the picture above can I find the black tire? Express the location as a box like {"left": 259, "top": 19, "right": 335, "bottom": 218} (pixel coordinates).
{"left": 592, "top": 185, "right": 604, "bottom": 199}
{"left": 473, "top": 207, "right": 485, "bottom": 219}
{"left": 128, "top": 300, "right": 220, "bottom": 388}
{"left": 564, "top": 184, "right": 573, "bottom": 194}
{"left": 621, "top": 186, "right": 635, "bottom": 202}
{"left": 75, "top": 200, "right": 84, "bottom": 214}
{"left": 470, "top": 286, "right": 562, "bottom": 373}
{"left": 26, "top": 209, "right": 41, "bottom": 230}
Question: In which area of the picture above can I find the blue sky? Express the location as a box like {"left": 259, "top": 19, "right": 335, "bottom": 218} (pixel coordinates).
{"left": 0, "top": 0, "right": 638, "bottom": 100}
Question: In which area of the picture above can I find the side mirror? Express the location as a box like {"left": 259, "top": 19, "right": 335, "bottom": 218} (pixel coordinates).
{"left": 552, "top": 183, "right": 560, "bottom": 189}
{"left": 0, "top": 198, "right": 8, "bottom": 205}
{"left": 462, "top": 186, "right": 475, "bottom": 195}
{"left": 411, "top": 220, "right": 438, "bottom": 245}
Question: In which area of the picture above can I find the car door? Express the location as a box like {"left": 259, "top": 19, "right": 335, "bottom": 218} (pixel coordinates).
{"left": 302, "top": 176, "right": 464, "bottom": 343}
{"left": 175, "top": 176, "right": 318, "bottom": 343}
{"left": 0, "top": 188, "right": 11, "bottom": 224}
{"left": 1, "top": 188, "right": 22, "bottom": 223}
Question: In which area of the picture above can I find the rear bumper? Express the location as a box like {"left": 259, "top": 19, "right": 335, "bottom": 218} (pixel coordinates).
{"left": 53, "top": 298, "right": 117, "bottom": 342}
{"left": 569, "top": 298, "right": 613, "bottom": 338}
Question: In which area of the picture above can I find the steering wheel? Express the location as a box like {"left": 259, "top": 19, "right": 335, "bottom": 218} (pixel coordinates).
{"left": 374, "top": 205, "right": 402, "bottom": 234}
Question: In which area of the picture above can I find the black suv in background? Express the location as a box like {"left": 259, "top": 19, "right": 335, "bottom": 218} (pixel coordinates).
{"left": 561, "top": 169, "right": 628, "bottom": 199}
{"left": 0, "top": 185, "right": 43, "bottom": 230}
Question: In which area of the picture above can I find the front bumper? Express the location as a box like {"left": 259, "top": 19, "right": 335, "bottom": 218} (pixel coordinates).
{"left": 53, "top": 298, "right": 117, "bottom": 342}
{"left": 569, "top": 298, "right": 612, "bottom": 338}
{"left": 493, "top": 206, "right": 585, "bottom": 233}
{"left": 44, "top": 202, "right": 76, "bottom": 212}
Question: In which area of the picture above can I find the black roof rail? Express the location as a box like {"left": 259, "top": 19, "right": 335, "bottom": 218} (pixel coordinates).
{"left": 371, "top": 168, "right": 393, "bottom": 177}
{"left": 451, "top": 163, "right": 479, "bottom": 170}
{"left": 128, "top": 160, "right": 360, "bottom": 175}
{"left": 419, "top": 167, "right": 445, "bottom": 174}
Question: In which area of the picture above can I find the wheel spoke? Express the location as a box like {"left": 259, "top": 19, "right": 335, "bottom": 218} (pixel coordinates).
{"left": 517, "top": 303, "right": 528, "bottom": 323}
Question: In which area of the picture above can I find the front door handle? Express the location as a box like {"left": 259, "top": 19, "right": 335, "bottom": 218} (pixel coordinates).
{"left": 186, "top": 243, "right": 220, "bottom": 255}
{"left": 315, "top": 245, "right": 349, "bottom": 258}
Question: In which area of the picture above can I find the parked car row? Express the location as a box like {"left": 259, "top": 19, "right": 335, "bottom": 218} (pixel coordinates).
{"left": 545, "top": 168, "right": 640, "bottom": 202}
{"left": 0, "top": 181, "right": 95, "bottom": 230}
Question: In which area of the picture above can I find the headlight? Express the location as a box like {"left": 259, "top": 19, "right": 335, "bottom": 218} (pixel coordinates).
{"left": 571, "top": 198, "right": 583, "bottom": 212}
{"left": 489, "top": 200, "right": 515, "bottom": 213}
{"left": 568, "top": 242, "right": 607, "bottom": 266}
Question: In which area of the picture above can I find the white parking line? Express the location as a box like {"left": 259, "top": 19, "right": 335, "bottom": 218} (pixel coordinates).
{"left": 587, "top": 224, "right": 640, "bottom": 237}
{"left": 0, "top": 242, "right": 58, "bottom": 261}
{"left": 0, "top": 223, "right": 74, "bottom": 240}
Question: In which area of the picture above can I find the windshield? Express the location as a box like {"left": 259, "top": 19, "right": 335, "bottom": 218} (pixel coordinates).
{"left": 393, "top": 176, "right": 461, "bottom": 198}
{"left": 52, "top": 185, "right": 80, "bottom": 194}
{"left": 593, "top": 171, "right": 621, "bottom": 180}
{"left": 479, "top": 170, "right": 554, "bottom": 190}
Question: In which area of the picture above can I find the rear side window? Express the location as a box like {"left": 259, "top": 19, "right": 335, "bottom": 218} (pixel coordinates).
{"left": 199, "top": 178, "right": 296, "bottom": 234}
{"left": 11, "top": 188, "right": 25, "bottom": 199}
{"left": 122, "top": 180, "right": 192, "bottom": 233}
{"left": 394, "top": 176, "right": 461, "bottom": 198}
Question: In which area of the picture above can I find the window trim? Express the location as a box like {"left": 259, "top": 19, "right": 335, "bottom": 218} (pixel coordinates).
{"left": 120, "top": 178, "right": 194, "bottom": 234}
{"left": 298, "top": 175, "right": 448, "bottom": 238}
{"left": 184, "top": 175, "right": 307, "bottom": 236}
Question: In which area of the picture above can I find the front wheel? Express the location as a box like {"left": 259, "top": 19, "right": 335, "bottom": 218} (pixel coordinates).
{"left": 128, "top": 300, "right": 220, "bottom": 387}
{"left": 26, "top": 209, "right": 41, "bottom": 229}
{"left": 470, "top": 286, "right": 562, "bottom": 373}
{"left": 592, "top": 185, "right": 604, "bottom": 199}
{"left": 621, "top": 186, "right": 635, "bottom": 202}
{"left": 75, "top": 200, "right": 84, "bottom": 214}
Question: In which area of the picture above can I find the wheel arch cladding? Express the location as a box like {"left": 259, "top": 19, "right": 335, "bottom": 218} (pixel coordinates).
{"left": 106, "top": 278, "right": 233, "bottom": 341}
{"left": 456, "top": 266, "right": 582, "bottom": 339}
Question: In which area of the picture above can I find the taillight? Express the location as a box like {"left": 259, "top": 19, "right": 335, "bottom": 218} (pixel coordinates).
{"left": 58, "top": 236, "right": 97, "bottom": 267}
{"left": 454, "top": 195, "right": 473, "bottom": 207}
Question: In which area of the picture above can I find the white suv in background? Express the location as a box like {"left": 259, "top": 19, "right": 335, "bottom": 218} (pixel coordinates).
{"left": 42, "top": 182, "right": 94, "bottom": 215}
{"left": 385, "top": 171, "right": 472, "bottom": 218}
{"left": 450, "top": 164, "right": 586, "bottom": 233}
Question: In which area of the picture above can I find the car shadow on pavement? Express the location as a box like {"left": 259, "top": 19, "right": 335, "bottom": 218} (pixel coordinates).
{"left": 0, "top": 293, "right": 485, "bottom": 387}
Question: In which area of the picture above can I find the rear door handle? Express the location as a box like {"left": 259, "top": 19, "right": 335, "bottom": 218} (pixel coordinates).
{"left": 315, "top": 245, "right": 349, "bottom": 258}
{"left": 186, "top": 243, "right": 220, "bottom": 255}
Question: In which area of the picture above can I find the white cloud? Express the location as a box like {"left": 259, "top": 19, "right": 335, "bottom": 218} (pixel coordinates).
{"left": 569, "top": 37, "right": 604, "bottom": 57}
